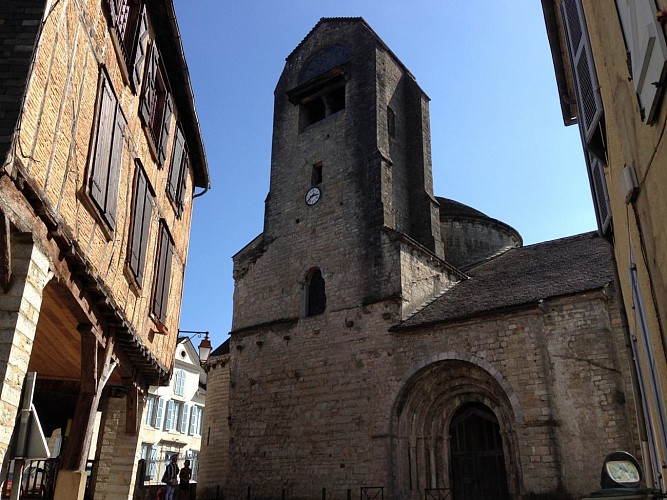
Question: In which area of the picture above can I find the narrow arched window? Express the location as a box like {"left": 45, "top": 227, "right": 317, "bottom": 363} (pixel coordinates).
{"left": 305, "top": 268, "right": 326, "bottom": 317}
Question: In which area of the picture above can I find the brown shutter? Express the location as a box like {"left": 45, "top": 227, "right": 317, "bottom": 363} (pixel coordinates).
{"left": 105, "top": 106, "right": 125, "bottom": 228}
{"left": 129, "top": 163, "right": 153, "bottom": 285}
{"left": 129, "top": 166, "right": 145, "bottom": 279}
{"left": 152, "top": 223, "right": 172, "bottom": 322}
{"left": 168, "top": 125, "right": 185, "bottom": 200}
{"left": 177, "top": 151, "right": 189, "bottom": 216}
{"left": 159, "top": 237, "right": 173, "bottom": 323}
{"left": 90, "top": 77, "right": 116, "bottom": 212}
{"left": 140, "top": 42, "right": 158, "bottom": 126}
{"left": 131, "top": 5, "right": 149, "bottom": 90}
{"left": 138, "top": 179, "right": 153, "bottom": 283}
{"left": 158, "top": 94, "right": 173, "bottom": 166}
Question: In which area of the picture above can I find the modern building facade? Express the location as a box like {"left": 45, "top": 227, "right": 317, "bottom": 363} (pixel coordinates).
{"left": 198, "top": 18, "right": 640, "bottom": 500}
{"left": 0, "top": 0, "right": 209, "bottom": 498}
{"left": 542, "top": 0, "right": 667, "bottom": 491}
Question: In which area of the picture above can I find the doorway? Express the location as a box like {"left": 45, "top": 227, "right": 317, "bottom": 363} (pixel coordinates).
{"left": 450, "top": 402, "right": 509, "bottom": 500}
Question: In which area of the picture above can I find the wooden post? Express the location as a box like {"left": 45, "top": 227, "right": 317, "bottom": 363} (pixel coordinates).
{"left": 125, "top": 383, "right": 141, "bottom": 435}
{"left": 0, "top": 210, "right": 10, "bottom": 290}
{"left": 60, "top": 326, "right": 116, "bottom": 472}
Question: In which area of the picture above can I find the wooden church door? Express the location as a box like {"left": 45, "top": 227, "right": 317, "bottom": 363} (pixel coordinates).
{"left": 449, "top": 403, "right": 509, "bottom": 500}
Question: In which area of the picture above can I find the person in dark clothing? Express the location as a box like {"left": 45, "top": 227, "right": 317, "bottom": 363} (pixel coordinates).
{"left": 178, "top": 459, "right": 192, "bottom": 499}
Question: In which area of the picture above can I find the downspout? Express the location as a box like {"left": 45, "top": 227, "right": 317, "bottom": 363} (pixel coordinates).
{"left": 608, "top": 242, "right": 656, "bottom": 488}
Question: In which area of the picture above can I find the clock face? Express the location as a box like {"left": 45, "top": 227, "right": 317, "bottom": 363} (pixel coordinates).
{"left": 605, "top": 460, "right": 640, "bottom": 483}
{"left": 305, "top": 186, "right": 321, "bottom": 206}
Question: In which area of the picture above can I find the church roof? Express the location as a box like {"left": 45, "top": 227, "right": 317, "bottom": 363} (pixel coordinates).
{"left": 437, "top": 197, "right": 490, "bottom": 219}
{"left": 392, "top": 232, "right": 612, "bottom": 331}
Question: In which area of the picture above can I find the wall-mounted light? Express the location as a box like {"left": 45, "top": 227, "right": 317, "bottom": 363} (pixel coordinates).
{"left": 178, "top": 330, "right": 212, "bottom": 365}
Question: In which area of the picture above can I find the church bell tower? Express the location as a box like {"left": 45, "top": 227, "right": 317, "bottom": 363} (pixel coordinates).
{"left": 232, "top": 18, "right": 448, "bottom": 331}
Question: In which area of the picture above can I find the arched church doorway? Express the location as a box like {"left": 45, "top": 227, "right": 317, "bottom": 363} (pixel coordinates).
{"left": 450, "top": 402, "right": 509, "bottom": 500}
{"left": 391, "top": 358, "right": 521, "bottom": 499}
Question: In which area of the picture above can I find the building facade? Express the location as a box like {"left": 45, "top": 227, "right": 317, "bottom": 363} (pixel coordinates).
{"left": 198, "top": 18, "right": 639, "bottom": 500}
{"left": 542, "top": 0, "right": 667, "bottom": 491}
{"left": 137, "top": 338, "right": 205, "bottom": 490}
{"left": 0, "top": 0, "right": 209, "bottom": 498}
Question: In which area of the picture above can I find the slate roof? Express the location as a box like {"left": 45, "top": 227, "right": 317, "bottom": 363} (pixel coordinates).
{"left": 393, "top": 232, "right": 613, "bottom": 331}
{"left": 210, "top": 337, "right": 230, "bottom": 357}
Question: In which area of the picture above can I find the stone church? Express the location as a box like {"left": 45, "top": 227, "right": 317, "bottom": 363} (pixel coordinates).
{"left": 198, "top": 18, "right": 640, "bottom": 500}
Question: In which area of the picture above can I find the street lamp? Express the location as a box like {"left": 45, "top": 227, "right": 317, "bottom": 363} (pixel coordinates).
{"left": 178, "top": 330, "right": 212, "bottom": 365}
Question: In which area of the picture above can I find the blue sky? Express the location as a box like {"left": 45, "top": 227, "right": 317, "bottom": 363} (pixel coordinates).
{"left": 173, "top": 1, "right": 595, "bottom": 349}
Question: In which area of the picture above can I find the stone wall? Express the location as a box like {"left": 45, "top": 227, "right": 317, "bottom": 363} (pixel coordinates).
{"left": 196, "top": 354, "right": 231, "bottom": 500}
{"left": 0, "top": 233, "right": 51, "bottom": 464}
{"left": 222, "top": 290, "right": 637, "bottom": 499}
{"left": 91, "top": 394, "right": 140, "bottom": 499}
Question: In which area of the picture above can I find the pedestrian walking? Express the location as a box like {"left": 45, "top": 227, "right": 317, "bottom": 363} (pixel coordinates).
{"left": 161, "top": 454, "right": 179, "bottom": 500}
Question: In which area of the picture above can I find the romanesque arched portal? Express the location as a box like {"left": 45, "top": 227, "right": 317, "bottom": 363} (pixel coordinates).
{"left": 391, "top": 358, "right": 522, "bottom": 499}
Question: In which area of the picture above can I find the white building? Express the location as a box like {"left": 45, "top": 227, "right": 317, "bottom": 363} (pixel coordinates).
{"left": 136, "top": 337, "right": 206, "bottom": 485}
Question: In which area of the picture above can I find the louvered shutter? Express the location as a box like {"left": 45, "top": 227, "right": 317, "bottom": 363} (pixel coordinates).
{"left": 131, "top": 5, "right": 149, "bottom": 90}
{"left": 158, "top": 94, "right": 173, "bottom": 166}
{"left": 138, "top": 175, "right": 152, "bottom": 283}
{"left": 106, "top": 0, "right": 119, "bottom": 25}
{"left": 149, "top": 445, "right": 158, "bottom": 478}
{"left": 616, "top": 0, "right": 667, "bottom": 123}
{"left": 152, "top": 225, "right": 168, "bottom": 320}
{"left": 168, "top": 126, "right": 185, "bottom": 200}
{"left": 177, "top": 151, "right": 189, "bottom": 217}
{"left": 129, "top": 168, "right": 144, "bottom": 280}
{"left": 159, "top": 235, "right": 174, "bottom": 323}
{"left": 180, "top": 405, "right": 189, "bottom": 434}
{"left": 589, "top": 154, "right": 612, "bottom": 233}
{"left": 129, "top": 165, "right": 152, "bottom": 285}
{"left": 152, "top": 224, "right": 173, "bottom": 323}
{"left": 561, "top": 0, "right": 603, "bottom": 145}
{"left": 90, "top": 78, "right": 115, "bottom": 211}
{"left": 116, "top": 0, "right": 130, "bottom": 41}
{"left": 189, "top": 406, "right": 197, "bottom": 435}
{"left": 154, "top": 398, "right": 165, "bottom": 428}
{"left": 140, "top": 43, "right": 158, "bottom": 127}
{"left": 165, "top": 400, "right": 174, "bottom": 430}
{"left": 105, "top": 107, "right": 125, "bottom": 228}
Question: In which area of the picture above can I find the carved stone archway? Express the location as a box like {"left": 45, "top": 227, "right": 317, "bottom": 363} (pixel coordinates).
{"left": 391, "top": 358, "right": 522, "bottom": 499}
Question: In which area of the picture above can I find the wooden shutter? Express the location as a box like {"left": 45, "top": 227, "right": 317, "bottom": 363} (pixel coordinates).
{"left": 131, "top": 5, "right": 149, "bottom": 90}
{"left": 560, "top": 0, "right": 603, "bottom": 145}
{"left": 129, "top": 163, "right": 153, "bottom": 286}
{"left": 116, "top": 0, "right": 130, "bottom": 41}
{"left": 140, "top": 42, "right": 158, "bottom": 127}
{"left": 152, "top": 223, "right": 173, "bottom": 323}
{"left": 90, "top": 77, "right": 116, "bottom": 211}
{"left": 158, "top": 94, "right": 173, "bottom": 166}
{"left": 589, "top": 154, "right": 612, "bottom": 234}
{"left": 168, "top": 126, "right": 185, "bottom": 200}
{"left": 129, "top": 167, "right": 145, "bottom": 281}
{"left": 615, "top": 0, "right": 667, "bottom": 123}
{"left": 106, "top": 0, "right": 119, "bottom": 26}
{"left": 105, "top": 107, "right": 125, "bottom": 228}
{"left": 177, "top": 150, "right": 189, "bottom": 216}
